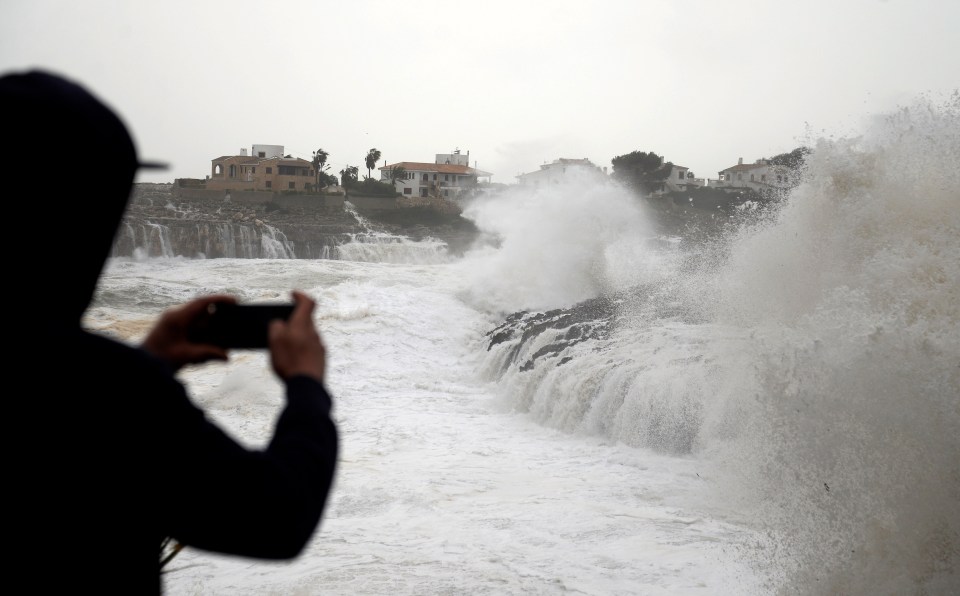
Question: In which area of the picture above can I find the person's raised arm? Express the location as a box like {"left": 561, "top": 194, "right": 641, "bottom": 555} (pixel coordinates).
{"left": 165, "top": 290, "right": 337, "bottom": 559}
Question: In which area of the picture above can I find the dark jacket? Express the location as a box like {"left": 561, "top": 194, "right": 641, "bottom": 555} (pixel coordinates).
{"left": 3, "top": 69, "right": 338, "bottom": 594}
{"left": 39, "top": 327, "right": 338, "bottom": 594}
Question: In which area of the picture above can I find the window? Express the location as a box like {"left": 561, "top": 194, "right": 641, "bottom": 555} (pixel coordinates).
{"left": 266, "top": 181, "right": 272, "bottom": 188}
{"left": 215, "top": 164, "right": 222, "bottom": 175}
{"left": 266, "top": 167, "right": 273, "bottom": 174}
{"left": 422, "top": 173, "right": 428, "bottom": 181}
{"left": 420, "top": 188, "right": 428, "bottom": 197}
{"left": 251, "top": 167, "right": 255, "bottom": 174}
{"left": 679, "top": 171, "right": 684, "bottom": 179}
{"left": 229, "top": 164, "right": 237, "bottom": 178}
{"left": 304, "top": 182, "right": 310, "bottom": 189}
{"left": 288, "top": 182, "right": 295, "bottom": 189}
{"left": 444, "top": 174, "right": 449, "bottom": 181}
{"left": 404, "top": 187, "right": 412, "bottom": 195}
{"left": 258, "top": 152, "right": 266, "bottom": 157}
{"left": 433, "top": 173, "right": 437, "bottom": 180}
{"left": 737, "top": 173, "right": 742, "bottom": 180}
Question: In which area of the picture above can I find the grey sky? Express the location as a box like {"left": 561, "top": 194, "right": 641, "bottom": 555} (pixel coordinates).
{"left": 2, "top": 0, "right": 958, "bottom": 185}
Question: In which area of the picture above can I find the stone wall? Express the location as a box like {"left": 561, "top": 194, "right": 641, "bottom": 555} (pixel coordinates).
{"left": 172, "top": 186, "right": 345, "bottom": 209}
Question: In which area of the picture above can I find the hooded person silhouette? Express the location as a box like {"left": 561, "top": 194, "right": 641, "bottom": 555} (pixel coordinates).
{"left": 3, "top": 70, "right": 338, "bottom": 594}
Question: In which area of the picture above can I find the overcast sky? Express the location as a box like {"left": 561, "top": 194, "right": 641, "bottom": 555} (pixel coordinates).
{"left": 2, "top": 0, "right": 958, "bottom": 185}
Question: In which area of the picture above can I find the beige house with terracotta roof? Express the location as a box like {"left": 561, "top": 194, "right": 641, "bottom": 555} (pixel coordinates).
{"left": 379, "top": 149, "right": 492, "bottom": 198}
{"left": 205, "top": 144, "right": 315, "bottom": 193}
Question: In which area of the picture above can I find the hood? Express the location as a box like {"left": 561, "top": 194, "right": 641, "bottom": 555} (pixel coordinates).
{"left": 1, "top": 69, "right": 164, "bottom": 327}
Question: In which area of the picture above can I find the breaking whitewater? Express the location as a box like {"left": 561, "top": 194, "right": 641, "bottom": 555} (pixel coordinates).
{"left": 90, "top": 95, "right": 958, "bottom": 595}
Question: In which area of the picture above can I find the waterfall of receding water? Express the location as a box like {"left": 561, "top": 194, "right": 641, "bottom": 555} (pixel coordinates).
{"left": 111, "top": 220, "right": 296, "bottom": 259}
{"left": 115, "top": 221, "right": 176, "bottom": 258}
{"left": 469, "top": 95, "right": 959, "bottom": 594}
{"left": 335, "top": 201, "right": 452, "bottom": 264}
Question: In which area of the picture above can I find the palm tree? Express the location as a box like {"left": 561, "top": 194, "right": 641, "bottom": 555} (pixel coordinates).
{"left": 312, "top": 148, "right": 329, "bottom": 191}
{"left": 364, "top": 148, "right": 381, "bottom": 180}
{"left": 339, "top": 165, "right": 359, "bottom": 188}
{"left": 388, "top": 165, "right": 407, "bottom": 185}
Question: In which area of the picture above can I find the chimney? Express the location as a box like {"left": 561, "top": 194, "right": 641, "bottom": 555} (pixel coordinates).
{"left": 738, "top": 157, "right": 743, "bottom": 165}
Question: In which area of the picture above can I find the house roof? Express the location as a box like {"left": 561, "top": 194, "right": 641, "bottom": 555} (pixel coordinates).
{"left": 212, "top": 155, "right": 260, "bottom": 164}
{"left": 555, "top": 158, "right": 595, "bottom": 165}
{"left": 380, "top": 161, "right": 493, "bottom": 177}
{"left": 720, "top": 161, "right": 777, "bottom": 172}
{"left": 211, "top": 155, "right": 311, "bottom": 166}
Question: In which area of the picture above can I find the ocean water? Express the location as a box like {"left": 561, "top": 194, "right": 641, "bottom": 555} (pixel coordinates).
{"left": 88, "top": 95, "right": 959, "bottom": 595}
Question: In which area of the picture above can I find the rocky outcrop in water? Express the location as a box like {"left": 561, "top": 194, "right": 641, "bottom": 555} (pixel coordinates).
{"left": 486, "top": 294, "right": 617, "bottom": 374}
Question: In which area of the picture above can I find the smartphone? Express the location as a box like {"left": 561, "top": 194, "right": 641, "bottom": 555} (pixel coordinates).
{"left": 189, "top": 302, "right": 295, "bottom": 349}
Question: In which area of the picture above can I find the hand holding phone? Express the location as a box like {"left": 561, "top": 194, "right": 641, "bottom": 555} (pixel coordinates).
{"left": 268, "top": 290, "right": 325, "bottom": 382}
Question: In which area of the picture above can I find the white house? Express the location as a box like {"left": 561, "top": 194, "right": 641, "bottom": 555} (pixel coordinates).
{"left": 714, "top": 157, "right": 793, "bottom": 192}
{"left": 379, "top": 149, "right": 492, "bottom": 198}
{"left": 516, "top": 158, "right": 607, "bottom": 187}
{"left": 659, "top": 164, "right": 706, "bottom": 193}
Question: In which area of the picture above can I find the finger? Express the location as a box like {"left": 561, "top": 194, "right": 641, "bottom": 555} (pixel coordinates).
{"left": 289, "top": 290, "right": 315, "bottom": 325}
{"left": 268, "top": 319, "right": 285, "bottom": 343}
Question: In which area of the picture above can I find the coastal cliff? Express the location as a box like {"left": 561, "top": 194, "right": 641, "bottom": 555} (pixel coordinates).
{"left": 118, "top": 183, "right": 480, "bottom": 259}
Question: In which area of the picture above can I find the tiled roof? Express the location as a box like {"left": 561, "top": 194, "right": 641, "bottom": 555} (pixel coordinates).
{"left": 211, "top": 155, "right": 311, "bottom": 166}
{"left": 212, "top": 155, "right": 260, "bottom": 164}
{"left": 720, "top": 161, "right": 777, "bottom": 172}
{"left": 380, "top": 161, "right": 492, "bottom": 177}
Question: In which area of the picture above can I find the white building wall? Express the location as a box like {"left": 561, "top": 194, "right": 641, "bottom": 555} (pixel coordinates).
{"left": 381, "top": 166, "right": 468, "bottom": 198}
{"left": 251, "top": 144, "right": 284, "bottom": 159}
{"left": 435, "top": 151, "right": 469, "bottom": 166}
{"left": 517, "top": 160, "right": 604, "bottom": 186}
{"left": 716, "top": 162, "right": 793, "bottom": 191}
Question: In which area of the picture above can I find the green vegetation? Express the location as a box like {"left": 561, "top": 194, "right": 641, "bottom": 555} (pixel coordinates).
{"left": 611, "top": 150, "right": 673, "bottom": 195}
{"left": 768, "top": 146, "right": 811, "bottom": 171}
{"left": 339, "top": 165, "right": 359, "bottom": 188}
{"left": 351, "top": 177, "right": 400, "bottom": 197}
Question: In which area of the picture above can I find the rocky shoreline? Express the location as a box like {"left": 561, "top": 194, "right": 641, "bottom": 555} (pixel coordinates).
{"left": 120, "top": 183, "right": 482, "bottom": 259}
{"left": 119, "top": 182, "right": 767, "bottom": 260}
